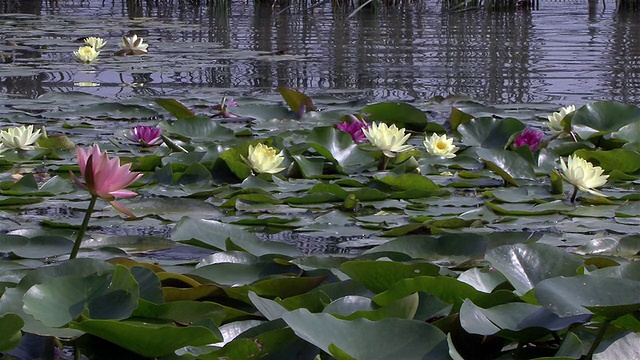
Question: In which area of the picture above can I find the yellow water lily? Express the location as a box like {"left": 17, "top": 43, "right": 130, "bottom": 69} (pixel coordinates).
{"left": 84, "top": 37, "right": 107, "bottom": 50}
{"left": 241, "top": 143, "right": 286, "bottom": 174}
{"left": 560, "top": 154, "right": 609, "bottom": 201}
{"left": 362, "top": 122, "right": 413, "bottom": 158}
{"left": 74, "top": 45, "right": 99, "bottom": 63}
{"left": 547, "top": 105, "right": 576, "bottom": 132}
{"left": 423, "top": 133, "right": 458, "bottom": 158}
{"left": 0, "top": 125, "right": 42, "bottom": 151}
{"left": 119, "top": 34, "right": 148, "bottom": 54}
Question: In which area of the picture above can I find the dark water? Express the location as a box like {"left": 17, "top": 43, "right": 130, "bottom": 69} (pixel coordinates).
{"left": 2, "top": 0, "right": 640, "bottom": 105}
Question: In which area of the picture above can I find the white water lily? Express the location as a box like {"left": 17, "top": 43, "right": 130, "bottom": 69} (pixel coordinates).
{"left": 560, "top": 154, "right": 609, "bottom": 200}
{"left": 241, "top": 143, "right": 286, "bottom": 174}
{"left": 362, "top": 122, "right": 413, "bottom": 157}
{"left": 84, "top": 37, "right": 107, "bottom": 50}
{"left": 547, "top": 105, "right": 576, "bottom": 132}
{"left": 0, "top": 125, "right": 42, "bottom": 151}
{"left": 423, "top": 133, "right": 458, "bottom": 158}
{"left": 119, "top": 34, "right": 148, "bottom": 54}
{"left": 74, "top": 45, "right": 99, "bottom": 63}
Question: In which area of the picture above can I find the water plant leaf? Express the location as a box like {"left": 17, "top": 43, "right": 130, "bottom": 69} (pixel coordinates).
{"left": 0, "top": 313, "right": 23, "bottom": 352}
{"left": 0, "top": 235, "right": 73, "bottom": 259}
{"left": 572, "top": 148, "right": 640, "bottom": 174}
{"left": 610, "top": 120, "right": 640, "bottom": 143}
{"left": 485, "top": 243, "right": 584, "bottom": 296}
{"left": 476, "top": 148, "right": 536, "bottom": 184}
{"left": 535, "top": 276, "right": 640, "bottom": 317}
{"left": 282, "top": 308, "right": 448, "bottom": 359}
{"left": 22, "top": 265, "right": 139, "bottom": 327}
{"left": 372, "top": 276, "right": 517, "bottom": 311}
{"left": 364, "top": 234, "right": 487, "bottom": 264}
{"left": 155, "top": 98, "right": 195, "bottom": 119}
{"left": 278, "top": 87, "right": 315, "bottom": 114}
{"left": 458, "top": 117, "right": 525, "bottom": 149}
{"left": 571, "top": 101, "right": 640, "bottom": 140}
{"left": 460, "top": 300, "right": 591, "bottom": 339}
{"left": 340, "top": 260, "right": 440, "bottom": 293}
{"left": 172, "top": 217, "right": 300, "bottom": 257}
{"left": 305, "top": 126, "right": 374, "bottom": 173}
{"left": 163, "top": 115, "right": 235, "bottom": 141}
{"left": 70, "top": 318, "right": 222, "bottom": 358}
{"left": 360, "top": 102, "right": 428, "bottom": 130}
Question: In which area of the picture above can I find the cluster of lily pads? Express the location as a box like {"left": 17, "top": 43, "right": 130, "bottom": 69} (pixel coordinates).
{"left": 0, "top": 88, "right": 639, "bottom": 359}
{"left": 73, "top": 35, "right": 148, "bottom": 63}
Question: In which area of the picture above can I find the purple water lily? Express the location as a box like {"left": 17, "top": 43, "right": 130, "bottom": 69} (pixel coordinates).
{"left": 514, "top": 128, "right": 544, "bottom": 151}
{"left": 337, "top": 115, "right": 369, "bottom": 143}
{"left": 126, "top": 125, "right": 163, "bottom": 147}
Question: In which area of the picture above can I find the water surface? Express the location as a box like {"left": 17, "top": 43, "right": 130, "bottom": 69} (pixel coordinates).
{"left": 2, "top": 0, "right": 640, "bottom": 105}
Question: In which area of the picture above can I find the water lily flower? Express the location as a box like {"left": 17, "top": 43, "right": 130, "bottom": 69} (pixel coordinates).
{"left": 213, "top": 97, "right": 240, "bottom": 118}
{"left": 70, "top": 144, "right": 143, "bottom": 217}
{"left": 362, "top": 122, "right": 413, "bottom": 158}
{"left": 0, "top": 124, "right": 42, "bottom": 151}
{"left": 514, "top": 128, "right": 544, "bottom": 151}
{"left": 423, "top": 133, "right": 458, "bottom": 158}
{"left": 560, "top": 154, "right": 609, "bottom": 201}
{"left": 547, "top": 105, "right": 576, "bottom": 132}
{"left": 241, "top": 143, "right": 286, "bottom": 174}
{"left": 125, "top": 125, "right": 163, "bottom": 147}
{"left": 84, "top": 36, "right": 107, "bottom": 50}
{"left": 119, "top": 34, "right": 148, "bottom": 55}
{"left": 337, "top": 115, "right": 369, "bottom": 143}
{"left": 74, "top": 45, "right": 99, "bottom": 63}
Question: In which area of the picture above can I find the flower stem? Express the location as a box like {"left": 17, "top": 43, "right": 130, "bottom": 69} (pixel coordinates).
{"left": 586, "top": 319, "right": 611, "bottom": 360}
{"left": 570, "top": 186, "right": 579, "bottom": 203}
{"left": 378, "top": 155, "right": 390, "bottom": 171}
{"left": 69, "top": 195, "right": 98, "bottom": 260}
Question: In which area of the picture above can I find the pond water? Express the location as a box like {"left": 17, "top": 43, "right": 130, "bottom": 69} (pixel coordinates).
{"left": 2, "top": 0, "right": 640, "bottom": 105}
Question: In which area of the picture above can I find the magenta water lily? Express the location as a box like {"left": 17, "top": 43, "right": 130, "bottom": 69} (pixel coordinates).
{"left": 514, "top": 128, "right": 544, "bottom": 151}
{"left": 126, "top": 125, "right": 163, "bottom": 147}
{"left": 337, "top": 115, "right": 369, "bottom": 143}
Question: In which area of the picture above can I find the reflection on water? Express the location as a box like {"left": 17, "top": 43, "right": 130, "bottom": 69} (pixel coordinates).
{"left": 1, "top": 0, "right": 640, "bottom": 104}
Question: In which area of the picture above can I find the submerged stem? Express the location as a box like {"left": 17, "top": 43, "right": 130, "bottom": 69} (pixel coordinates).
{"left": 378, "top": 154, "right": 390, "bottom": 171}
{"left": 69, "top": 195, "right": 98, "bottom": 260}
{"left": 570, "top": 185, "right": 579, "bottom": 202}
{"left": 586, "top": 319, "right": 611, "bottom": 360}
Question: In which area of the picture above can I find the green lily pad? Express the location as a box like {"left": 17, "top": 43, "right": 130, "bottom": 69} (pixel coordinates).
{"left": 485, "top": 243, "right": 584, "bottom": 296}
{"left": 282, "top": 309, "right": 448, "bottom": 359}
{"left": 458, "top": 117, "right": 525, "bottom": 149}
{"left": 571, "top": 101, "right": 640, "bottom": 140}
{"left": 360, "top": 102, "right": 428, "bottom": 130}
{"left": 305, "top": 126, "right": 374, "bottom": 173}
{"left": 22, "top": 265, "right": 139, "bottom": 327}
{"left": 535, "top": 276, "right": 640, "bottom": 318}
{"left": 70, "top": 318, "right": 222, "bottom": 358}
{"left": 0, "top": 313, "right": 23, "bottom": 352}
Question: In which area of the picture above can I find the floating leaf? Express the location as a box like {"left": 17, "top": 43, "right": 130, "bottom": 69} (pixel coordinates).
{"left": 571, "top": 101, "right": 640, "bottom": 140}
{"left": 360, "top": 102, "right": 428, "bottom": 130}
{"left": 282, "top": 309, "right": 448, "bottom": 360}
{"left": 485, "top": 243, "right": 584, "bottom": 296}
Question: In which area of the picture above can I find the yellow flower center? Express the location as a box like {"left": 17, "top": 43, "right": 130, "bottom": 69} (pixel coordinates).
{"left": 436, "top": 140, "right": 447, "bottom": 150}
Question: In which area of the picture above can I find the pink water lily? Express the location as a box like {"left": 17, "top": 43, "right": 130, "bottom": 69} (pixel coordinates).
{"left": 337, "top": 115, "right": 369, "bottom": 143}
{"left": 514, "top": 128, "right": 544, "bottom": 152}
{"left": 126, "top": 125, "right": 163, "bottom": 147}
{"left": 70, "top": 144, "right": 143, "bottom": 217}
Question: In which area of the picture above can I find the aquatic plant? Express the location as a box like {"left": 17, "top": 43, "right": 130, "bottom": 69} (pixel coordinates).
{"left": 241, "top": 143, "right": 286, "bottom": 174}
{"left": 118, "top": 34, "right": 148, "bottom": 55}
{"left": 69, "top": 144, "right": 142, "bottom": 257}
{"left": 0, "top": 124, "right": 41, "bottom": 151}
{"left": 73, "top": 45, "right": 99, "bottom": 63}
{"left": 84, "top": 36, "right": 107, "bottom": 50}
{"left": 546, "top": 104, "right": 576, "bottom": 132}
{"left": 423, "top": 132, "right": 458, "bottom": 158}
{"left": 124, "top": 125, "right": 163, "bottom": 147}
{"left": 336, "top": 114, "right": 369, "bottom": 143}
{"left": 513, "top": 127, "right": 544, "bottom": 151}
{"left": 560, "top": 153, "right": 609, "bottom": 201}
